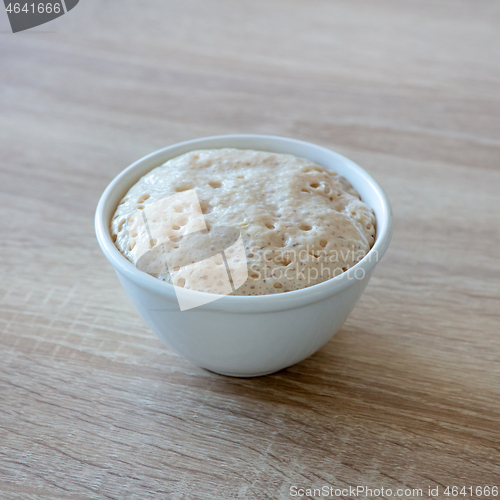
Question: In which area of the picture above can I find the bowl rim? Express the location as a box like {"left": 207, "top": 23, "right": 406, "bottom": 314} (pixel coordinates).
{"left": 95, "top": 134, "right": 393, "bottom": 312}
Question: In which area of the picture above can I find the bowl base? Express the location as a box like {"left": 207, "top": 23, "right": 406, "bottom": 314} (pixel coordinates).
{"left": 203, "top": 367, "right": 285, "bottom": 378}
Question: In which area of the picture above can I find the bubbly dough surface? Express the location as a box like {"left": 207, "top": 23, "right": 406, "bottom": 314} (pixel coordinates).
{"left": 111, "top": 149, "right": 376, "bottom": 295}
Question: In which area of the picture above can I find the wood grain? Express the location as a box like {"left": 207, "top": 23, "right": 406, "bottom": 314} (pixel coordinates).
{"left": 1, "top": 0, "right": 500, "bottom": 498}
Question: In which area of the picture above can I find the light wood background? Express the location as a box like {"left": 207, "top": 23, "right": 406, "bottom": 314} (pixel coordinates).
{"left": 1, "top": 1, "right": 500, "bottom": 499}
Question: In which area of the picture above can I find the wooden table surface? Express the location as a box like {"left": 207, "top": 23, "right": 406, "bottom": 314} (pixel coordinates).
{"left": 1, "top": 1, "right": 500, "bottom": 499}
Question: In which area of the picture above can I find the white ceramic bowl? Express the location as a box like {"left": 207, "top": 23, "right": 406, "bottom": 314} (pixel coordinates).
{"left": 95, "top": 135, "right": 392, "bottom": 377}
